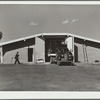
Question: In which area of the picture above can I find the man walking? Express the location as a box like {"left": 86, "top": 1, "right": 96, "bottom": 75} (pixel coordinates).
{"left": 14, "top": 52, "right": 20, "bottom": 64}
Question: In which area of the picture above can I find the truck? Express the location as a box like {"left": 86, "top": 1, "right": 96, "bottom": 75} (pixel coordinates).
{"left": 48, "top": 43, "right": 73, "bottom": 66}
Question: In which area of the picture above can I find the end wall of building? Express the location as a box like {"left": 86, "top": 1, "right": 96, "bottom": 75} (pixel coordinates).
{"left": 74, "top": 43, "right": 100, "bottom": 63}
{"left": 33, "top": 37, "right": 45, "bottom": 62}
{"left": 3, "top": 36, "right": 45, "bottom": 64}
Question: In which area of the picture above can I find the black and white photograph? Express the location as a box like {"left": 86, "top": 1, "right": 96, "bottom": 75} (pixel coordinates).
{"left": 0, "top": 2, "right": 100, "bottom": 92}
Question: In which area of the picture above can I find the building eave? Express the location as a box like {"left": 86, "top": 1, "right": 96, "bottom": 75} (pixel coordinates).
{"left": 0, "top": 32, "right": 100, "bottom": 46}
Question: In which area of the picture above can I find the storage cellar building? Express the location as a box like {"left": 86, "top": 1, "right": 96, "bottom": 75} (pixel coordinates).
{"left": 0, "top": 33, "right": 100, "bottom": 64}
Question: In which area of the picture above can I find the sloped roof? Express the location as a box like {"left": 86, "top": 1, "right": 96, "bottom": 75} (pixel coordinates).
{"left": 0, "top": 33, "right": 100, "bottom": 46}
{"left": 0, "top": 33, "right": 41, "bottom": 46}
{"left": 42, "top": 33, "right": 100, "bottom": 43}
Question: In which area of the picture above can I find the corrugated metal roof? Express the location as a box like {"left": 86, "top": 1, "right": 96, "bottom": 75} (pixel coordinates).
{"left": 0, "top": 33, "right": 100, "bottom": 46}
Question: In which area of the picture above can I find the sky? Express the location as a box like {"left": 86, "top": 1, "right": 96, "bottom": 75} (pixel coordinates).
{"left": 0, "top": 5, "right": 100, "bottom": 42}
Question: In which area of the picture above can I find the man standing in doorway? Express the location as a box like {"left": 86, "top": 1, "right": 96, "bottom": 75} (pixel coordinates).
{"left": 14, "top": 52, "right": 20, "bottom": 64}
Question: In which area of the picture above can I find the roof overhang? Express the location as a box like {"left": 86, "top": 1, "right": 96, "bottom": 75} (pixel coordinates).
{"left": 0, "top": 33, "right": 41, "bottom": 46}
{"left": 42, "top": 33, "right": 100, "bottom": 44}
{"left": 0, "top": 33, "right": 100, "bottom": 48}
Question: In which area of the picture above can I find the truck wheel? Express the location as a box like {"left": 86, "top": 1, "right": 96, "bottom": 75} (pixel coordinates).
{"left": 64, "top": 53, "right": 68, "bottom": 61}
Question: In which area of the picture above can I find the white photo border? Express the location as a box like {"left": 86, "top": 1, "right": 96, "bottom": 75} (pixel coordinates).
{"left": 0, "top": 1, "right": 100, "bottom": 99}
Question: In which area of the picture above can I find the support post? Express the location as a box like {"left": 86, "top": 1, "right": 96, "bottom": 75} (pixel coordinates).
{"left": 72, "top": 36, "right": 75, "bottom": 63}
{"left": 0, "top": 46, "right": 3, "bottom": 64}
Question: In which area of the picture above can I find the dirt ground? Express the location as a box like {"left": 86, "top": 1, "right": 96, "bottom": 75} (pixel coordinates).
{"left": 0, "top": 63, "right": 100, "bottom": 91}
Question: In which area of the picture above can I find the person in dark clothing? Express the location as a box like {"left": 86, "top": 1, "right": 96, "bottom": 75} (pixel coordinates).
{"left": 14, "top": 52, "right": 20, "bottom": 64}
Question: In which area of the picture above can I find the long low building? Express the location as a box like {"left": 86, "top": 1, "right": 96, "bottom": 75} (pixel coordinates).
{"left": 0, "top": 33, "right": 100, "bottom": 64}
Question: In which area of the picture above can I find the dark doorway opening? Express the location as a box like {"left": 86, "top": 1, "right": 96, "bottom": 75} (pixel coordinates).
{"left": 45, "top": 38, "right": 64, "bottom": 62}
{"left": 74, "top": 45, "right": 78, "bottom": 62}
{"left": 28, "top": 48, "right": 33, "bottom": 62}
